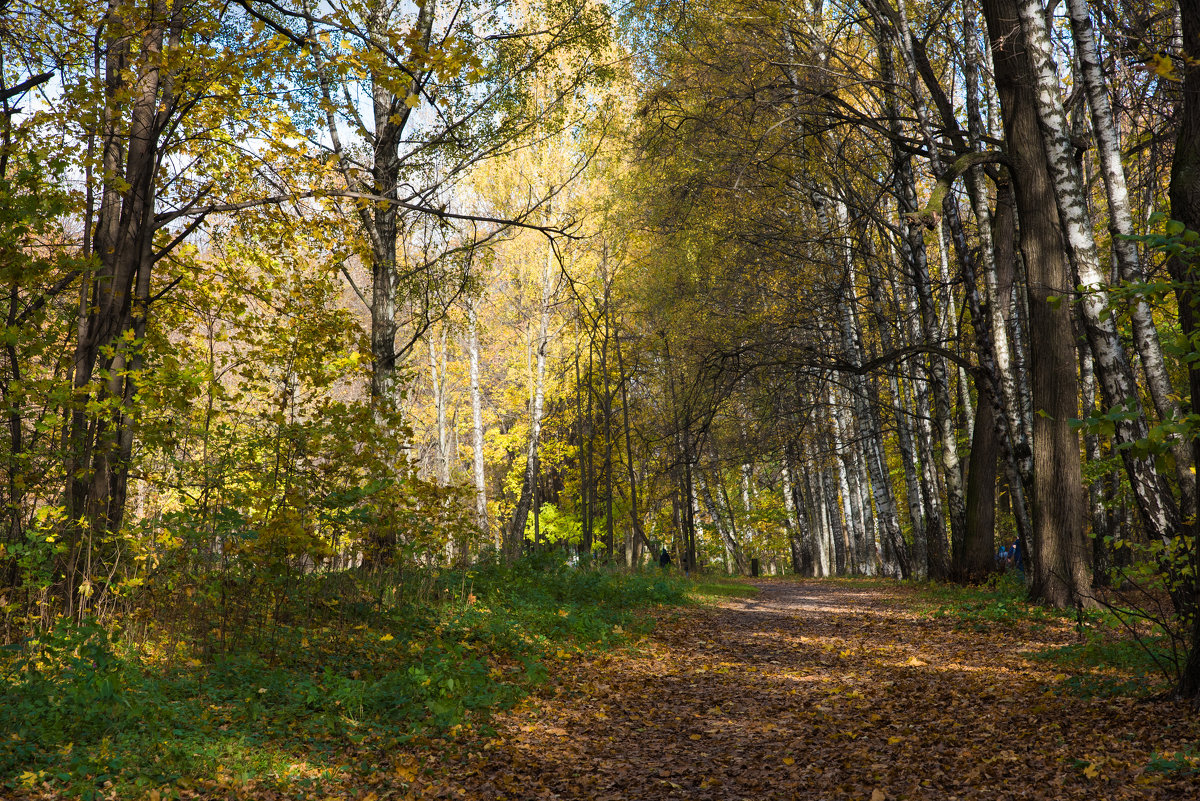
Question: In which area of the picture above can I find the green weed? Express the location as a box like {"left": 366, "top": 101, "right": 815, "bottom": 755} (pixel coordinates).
{"left": 0, "top": 557, "right": 688, "bottom": 798}
{"left": 1146, "top": 745, "right": 1200, "bottom": 775}
{"left": 689, "top": 577, "right": 760, "bottom": 599}
{"left": 911, "top": 572, "right": 1061, "bottom": 632}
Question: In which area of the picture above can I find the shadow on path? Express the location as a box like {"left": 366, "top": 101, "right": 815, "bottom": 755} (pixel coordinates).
{"left": 416, "top": 580, "right": 1199, "bottom": 800}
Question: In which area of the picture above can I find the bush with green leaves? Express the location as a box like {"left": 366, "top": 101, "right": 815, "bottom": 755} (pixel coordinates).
{"left": 0, "top": 557, "right": 688, "bottom": 798}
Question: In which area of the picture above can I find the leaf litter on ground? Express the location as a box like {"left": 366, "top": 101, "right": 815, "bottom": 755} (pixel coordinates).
{"left": 9, "top": 576, "right": 1200, "bottom": 800}
{"left": 406, "top": 579, "right": 1200, "bottom": 801}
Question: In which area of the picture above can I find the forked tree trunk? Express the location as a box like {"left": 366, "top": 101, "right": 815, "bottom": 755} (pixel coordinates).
{"left": 980, "top": 0, "right": 1088, "bottom": 608}
{"left": 66, "top": 1, "right": 180, "bottom": 615}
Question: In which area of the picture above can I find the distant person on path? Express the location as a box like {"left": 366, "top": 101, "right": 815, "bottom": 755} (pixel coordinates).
{"left": 1012, "top": 539, "right": 1023, "bottom": 572}
{"left": 659, "top": 547, "right": 673, "bottom": 570}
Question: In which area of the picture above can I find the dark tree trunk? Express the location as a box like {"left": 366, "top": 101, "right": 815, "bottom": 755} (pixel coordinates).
{"left": 1169, "top": 0, "right": 1200, "bottom": 698}
{"left": 963, "top": 386, "right": 998, "bottom": 581}
{"left": 65, "top": 2, "right": 181, "bottom": 616}
{"left": 980, "top": 0, "right": 1087, "bottom": 608}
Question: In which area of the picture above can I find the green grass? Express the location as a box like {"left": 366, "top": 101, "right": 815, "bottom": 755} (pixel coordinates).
{"left": 689, "top": 576, "right": 760, "bottom": 600}
{"left": 1034, "top": 634, "right": 1173, "bottom": 698}
{"left": 907, "top": 572, "right": 1175, "bottom": 698}
{"left": 0, "top": 556, "right": 689, "bottom": 799}
{"left": 909, "top": 571, "right": 1065, "bottom": 632}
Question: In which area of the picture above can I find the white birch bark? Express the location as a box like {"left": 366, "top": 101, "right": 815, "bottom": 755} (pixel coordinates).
{"left": 827, "top": 392, "right": 859, "bottom": 573}
{"left": 507, "top": 245, "right": 557, "bottom": 551}
{"left": 895, "top": 262, "right": 941, "bottom": 578}
{"left": 832, "top": 205, "right": 895, "bottom": 574}
{"left": 936, "top": 224, "right": 976, "bottom": 441}
{"left": 879, "top": 7, "right": 960, "bottom": 576}
{"left": 1015, "top": 0, "right": 1179, "bottom": 544}
{"left": 960, "top": 16, "right": 1043, "bottom": 550}
{"left": 783, "top": 461, "right": 812, "bottom": 574}
{"left": 1064, "top": 0, "right": 1193, "bottom": 509}
{"left": 867, "top": 246, "right": 924, "bottom": 576}
{"left": 467, "top": 299, "right": 490, "bottom": 543}
{"left": 428, "top": 325, "right": 451, "bottom": 486}
{"left": 808, "top": 439, "right": 835, "bottom": 577}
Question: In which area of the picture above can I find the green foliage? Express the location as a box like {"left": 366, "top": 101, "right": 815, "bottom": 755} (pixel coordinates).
{"left": 0, "top": 559, "right": 687, "bottom": 797}
{"left": 1146, "top": 746, "right": 1200, "bottom": 776}
{"left": 1036, "top": 634, "right": 1172, "bottom": 698}
{"left": 689, "top": 577, "right": 760, "bottom": 599}
{"left": 526, "top": 502, "right": 583, "bottom": 545}
{"left": 911, "top": 571, "right": 1059, "bottom": 633}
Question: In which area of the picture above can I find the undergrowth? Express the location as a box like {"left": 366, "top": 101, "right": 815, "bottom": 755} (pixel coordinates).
{"left": 910, "top": 571, "right": 1172, "bottom": 698}
{"left": 689, "top": 576, "right": 759, "bottom": 599}
{"left": 0, "top": 555, "right": 688, "bottom": 799}
{"left": 912, "top": 571, "right": 1062, "bottom": 632}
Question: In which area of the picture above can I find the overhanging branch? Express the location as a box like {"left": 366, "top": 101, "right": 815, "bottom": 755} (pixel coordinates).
{"left": 907, "top": 150, "right": 1008, "bottom": 229}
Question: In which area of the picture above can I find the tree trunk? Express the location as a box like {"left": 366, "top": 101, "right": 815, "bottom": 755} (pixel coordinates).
{"left": 582, "top": 336, "right": 594, "bottom": 555}
{"left": 864, "top": 250, "right": 923, "bottom": 576}
{"left": 809, "top": 440, "right": 835, "bottom": 577}
{"left": 782, "top": 456, "right": 814, "bottom": 576}
{"left": 1168, "top": 0, "right": 1200, "bottom": 698}
{"left": 1064, "top": 0, "right": 1192, "bottom": 516}
{"left": 66, "top": 2, "right": 178, "bottom": 615}
{"left": 1017, "top": 0, "right": 1179, "bottom": 550}
{"left": 881, "top": 0, "right": 965, "bottom": 581}
{"left": 614, "top": 317, "right": 650, "bottom": 555}
{"left": 428, "top": 324, "right": 451, "bottom": 485}
{"left": 984, "top": 179, "right": 1036, "bottom": 554}
{"left": 1076, "top": 303, "right": 1110, "bottom": 585}
{"left": 829, "top": 391, "right": 861, "bottom": 574}
{"left": 699, "top": 472, "right": 747, "bottom": 575}
{"left": 964, "top": 383, "right": 998, "bottom": 582}
{"left": 834, "top": 206, "right": 901, "bottom": 575}
{"left": 980, "top": 0, "right": 1089, "bottom": 608}
{"left": 600, "top": 300, "right": 615, "bottom": 559}
{"left": 467, "top": 300, "right": 490, "bottom": 544}
{"left": 507, "top": 243, "right": 556, "bottom": 558}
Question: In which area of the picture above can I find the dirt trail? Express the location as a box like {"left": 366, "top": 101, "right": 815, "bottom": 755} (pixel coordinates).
{"left": 419, "top": 580, "right": 1200, "bottom": 800}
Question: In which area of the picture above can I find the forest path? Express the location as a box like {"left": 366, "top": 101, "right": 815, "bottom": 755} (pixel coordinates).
{"left": 417, "top": 580, "right": 1199, "bottom": 800}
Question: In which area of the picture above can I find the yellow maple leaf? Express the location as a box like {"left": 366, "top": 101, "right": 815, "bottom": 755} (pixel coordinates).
{"left": 1150, "top": 53, "right": 1177, "bottom": 81}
